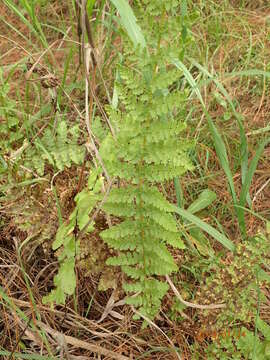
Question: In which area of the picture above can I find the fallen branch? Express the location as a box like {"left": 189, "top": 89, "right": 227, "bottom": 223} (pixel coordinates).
{"left": 166, "top": 275, "right": 226, "bottom": 310}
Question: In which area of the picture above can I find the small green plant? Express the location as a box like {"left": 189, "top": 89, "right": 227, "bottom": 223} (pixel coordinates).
{"left": 43, "top": 168, "right": 103, "bottom": 305}
{"left": 195, "top": 230, "right": 270, "bottom": 331}
{"left": 205, "top": 319, "right": 270, "bottom": 360}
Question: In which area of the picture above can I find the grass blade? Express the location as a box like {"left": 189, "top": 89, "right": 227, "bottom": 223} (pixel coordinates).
{"left": 206, "top": 116, "right": 238, "bottom": 206}
{"left": 174, "top": 206, "right": 235, "bottom": 252}
{"left": 173, "top": 177, "right": 184, "bottom": 208}
{"left": 240, "top": 139, "right": 269, "bottom": 206}
{"left": 110, "top": 0, "right": 146, "bottom": 49}
{"left": 226, "top": 70, "right": 270, "bottom": 78}
{"left": 190, "top": 59, "right": 249, "bottom": 197}
{"left": 171, "top": 58, "right": 204, "bottom": 104}
{"left": 171, "top": 58, "right": 238, "bottom": 207}
{"left": 187, "top": 189, "right": 216, "bottom": 215}
{"left": 3, "top": 0, "right": 48, "bottom": 48}
{"left": 171, "top": 58, "right": 252, "bottom": 237}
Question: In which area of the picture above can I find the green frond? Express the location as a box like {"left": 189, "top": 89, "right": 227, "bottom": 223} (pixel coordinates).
{"left": 139, "top": 186, "right": 175, "bottom": 212}
{"left": 122, "top": 266, "right": 144, "bottom": 279}
{"left": 106, "top": 252, "right": 142, "bottom": 266}
{"left": 24, "top": 121, "right": 85, "bottom": 176}
{"left": 143, "top": 224, "right": 185, "bottom": 248}
{"left": 150, "top": 69, "right": 183, "bottom": 92}
{"left": 152, "top": 208, "right": 178, "bottom": 230}
{"left": 100, "top": 0, "right": 193, "bottom": 321}
{"left": 101, "top": 220, "right": 141, "bottom": 241}
{"left": 143, "top": 162, "right": 193, "bottom": 182}
{"left": 103, "top": 202, "right": 136, "bottom": 217}
{"left": 144, "top": 121, "right": 187, "bottom": 143}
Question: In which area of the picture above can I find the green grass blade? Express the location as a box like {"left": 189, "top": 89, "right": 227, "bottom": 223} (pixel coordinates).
{"left": 52, "top": 184, "right": 63, "bottom": 226}
{"left": 171, "top": 58, "right": 238, "bottom": 207}
{"left": 174, "top": 206, "right": 235, "bottom": 252}
{"left": 22, "top": 0, "right": 48, "bottom": 47}
{"left": 206, "top": 116, "right": 238, "bottom": 205}
{"left": 0, "top": 286, "right": 30, "bottom": 322}
{"left": 57, "top": 45, "right": 75, "bottom": 106}
{"left": 3, "top": 0, "right": 48, "bottom": 48}
{"left": 0, "top": 285, "right": 52, "bottom": 356}
{"left": 0, "top": 15, "right": 35, "bottom": 48}
{"left": 173, "top": 177, "right": 184, "bottom": 208}
{"left": 190, "top": 59, "right": 249, "bottom": 195}
{"left": 240, "top": 139, "right": 269, "bottom": 206}
{"left": 87, "top": 0, "right": 96, "bottom": 16}
{"left": 171, "top": 58, "right": 204, "bottom": 104}
{"left": 247, "top": 125, "right": 270, "bottom": 136}
{"left": 187, "top": 189, "right": 216, "bottom": 215}
{"left": 110, "top": 0, "right": 146, "bottom": 49}
{"left": 234, "top": 205, "right": 269, "bottom": 223}
{"left": 4, "top": 0, "right": 37, "bottom": 35}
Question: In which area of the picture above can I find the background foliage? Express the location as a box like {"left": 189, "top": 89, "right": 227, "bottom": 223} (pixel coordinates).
{"left": 0, "top": 0, "right": 270, "bottom": 359}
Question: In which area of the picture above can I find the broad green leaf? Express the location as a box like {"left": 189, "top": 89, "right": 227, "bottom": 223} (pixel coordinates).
{"left": 110, "top": 0, "right": 146, "bottom": 49}
{"left": 187, "top": 189, "right": 216, "bottom": 214}
{"left": 54, "top": 258, "right": 76, "bottom": 296}
{"left": 42, "top": 287, "right": 66, "bottom": 306}
{"left": 74, "top": 190, "right": 96, "bottom": 229}
{"left": 240, "top": 139, "right": 269, "bottom": 206}
{"left": 174, "top": 206, "right": 235, "bottom": 252}
{"left": 88, "top": 167, "right": 101, "bottom": 189}
{"left": 58, "top": 235, "right": 76, "bottom": 261}
{"left": 53, "top": 219, "right": 75, "bottom": 250}
{"left": 236, "top": 329, "right": 255, "bottom": 356}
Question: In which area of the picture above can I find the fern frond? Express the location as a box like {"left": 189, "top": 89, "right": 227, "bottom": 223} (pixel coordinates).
{"left": 100, "top": 0, "right": 193, "bottom": 320}
{"left": 24, "top": 121, "right": 85, "bottom": 176}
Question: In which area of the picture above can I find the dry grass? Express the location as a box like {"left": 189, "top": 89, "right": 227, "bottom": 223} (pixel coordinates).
{"left": 1, "top": 1, "right": 270, "bottom": 359}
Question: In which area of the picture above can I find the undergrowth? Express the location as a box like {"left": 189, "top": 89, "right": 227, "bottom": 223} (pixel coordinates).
{"left": 0, "top": 0, "right": 270, "bottom": 359}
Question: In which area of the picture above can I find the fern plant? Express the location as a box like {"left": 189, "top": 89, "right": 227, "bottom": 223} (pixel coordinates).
{"left": 100, "top": 1, "right": 193, "bottom": 320}
{"left": 204, "top": 319, "right": 270, "bottom": 360}
{"left": 24, "top": 121, "right": 85, "bottom": 176}
{"left": 0, "top": 68, "right": 24, "bottom": 173}
{"left": 195, "top": 231, "right": 270, "bottom": 333}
